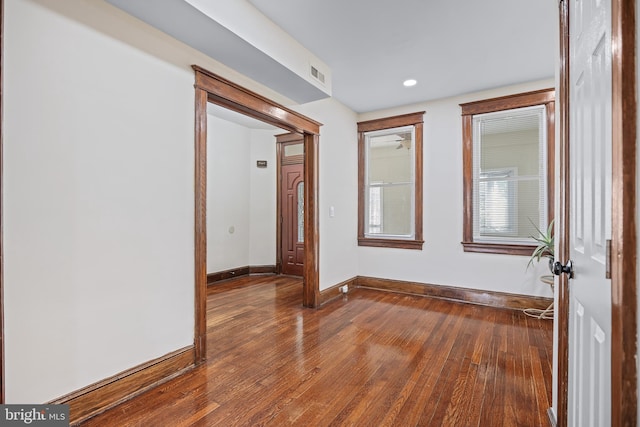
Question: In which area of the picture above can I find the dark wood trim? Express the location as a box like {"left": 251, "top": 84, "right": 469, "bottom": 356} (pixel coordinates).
{"left": 556, "top": 2, "right": 570, "bottom": 425}
{"left": 357, "top": 238, "right": 424, "bottom": 250}
{"left": 611, "top": 0, "right": 638, "bottom": 424}
{"left": 461, "top": 88, "right": 555, "bottom": 255}
{"left": 0, "top": 0, "right": 4, "bottom": 405}
{"left": 194, "top": 87, "right": 208, "bottom": 365}
{"left": 275, "top": 141, "right": 283, "bottom": 275}
{"left": 281, "top": 153, "right": 304, "bottom": 166}
{"left": 357, "top": 129, "right": 365, "bottom": 243}
{"left": 207, "top": 266, "right": 250, "bottom": 284}
{"left": 302, "top": 133, "right": 319, "bottom": 307}
{"left": 459, "top": 88, "right": 555, "bottom": 116}
{"left": 193, "top": 67, "right": 323, "bottom": 320}
{"left": 356, "top": 111, "right": 426, "bottom": 132}
{"left": 414, "top": 121, "right": 424, "bottom": 245}
{"left": 319, "top": 277, "right": 358, "bottom": 306}
{"left": 357, "top": 112, "right": 425, "bottom": 250}
{"left": 461, "top": 242, "right": 535, "bottom": 256}
{"left": 546, "top": 101, "right": 556, "bottom": 223}
{"left": 462, "top": 114, "right": 473, "bottom": 246}
{"left": 192, "top": 66, "right": 321, "bottom": 136}
{"left": 275, "top": 132, "right": 304, "bottom": 144}
{"left": 51, "top": 346, "right": 195, "bottom": 425}
{"left": 356, "top": 276, "right": 553, "bottom": 311}
{"left": 207, "top": 265, "right": 276, "bottom": 284}
{"left": 249, "top": 265, "right": 277, "bottom": 275}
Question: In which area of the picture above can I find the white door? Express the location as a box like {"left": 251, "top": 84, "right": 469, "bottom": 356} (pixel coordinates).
{"left": 568, "top": 0, "right": 612, "bottom": 423}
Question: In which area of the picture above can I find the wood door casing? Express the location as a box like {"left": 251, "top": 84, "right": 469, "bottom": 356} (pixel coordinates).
{"left": 281, "top": 163, "right": 304, "bottom": 276}
{"left": 193, "top": 67, "right": 323, "bottom": 366}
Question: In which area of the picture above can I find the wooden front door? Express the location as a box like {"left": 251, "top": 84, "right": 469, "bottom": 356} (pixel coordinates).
{"left": 281, "top": 163, "right": 304, "bottom": 276}
{"left": 277, "top": 134, "right": 304, "bottom": 277}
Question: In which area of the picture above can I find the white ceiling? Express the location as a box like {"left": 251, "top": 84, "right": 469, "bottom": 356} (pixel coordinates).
{"left": 248, "top": 0, "right": 557, "bottom": 113}
{"left": 106, "top": 0, "right": 557, "bottom": 114}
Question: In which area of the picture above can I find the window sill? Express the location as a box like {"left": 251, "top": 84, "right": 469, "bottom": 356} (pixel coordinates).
{"left": 462, "top": 241, "right": 535, "bottom": 256}
{"left": 359, "top": 238, "right": 424, "bottom": 250}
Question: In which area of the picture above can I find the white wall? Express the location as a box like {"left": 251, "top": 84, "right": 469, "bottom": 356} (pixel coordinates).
{"left": 206, "top": 115, "right": 277, "bottom": 272}
{"left": 207, "top": 115, "right": 251, "bottom": 272}
{"left": 249, "top": 130, "right": 278, "bottom": 266}
{"left": 4, "top": 0, "right": 194, "bottom": 403}
{"left": 292, "top": 98, "right": 360, "bottom": 291}
{"left": 3, "top": 0, "right": 291, "bottom": 403}
{"left": 357, "top": 80, "right": 556, "bottom": 297}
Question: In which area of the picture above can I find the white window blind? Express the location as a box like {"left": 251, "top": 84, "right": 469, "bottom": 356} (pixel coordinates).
{"left": 472, "top": 105, "right": 548, "bottom": 244}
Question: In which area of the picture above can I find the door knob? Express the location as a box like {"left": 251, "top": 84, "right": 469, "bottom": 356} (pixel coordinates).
{"left": 553, "top": 259, "right": 574, "bottom": 278}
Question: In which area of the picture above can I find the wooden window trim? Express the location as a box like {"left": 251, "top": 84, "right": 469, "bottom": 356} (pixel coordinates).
{"left": 357, "top": 112, "right": 425, "bottom": 250}
{"left": 460, "top": 88, "right": 555, "bottom": 255}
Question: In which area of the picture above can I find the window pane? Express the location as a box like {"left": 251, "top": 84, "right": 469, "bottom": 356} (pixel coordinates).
{"left": 284, "top": 143, "right": 303, "bottom": 157}
{"left": 472, "top": 105, "right": 547, "bottom": 244}
{"left": 516, "top": 179, "right": 540, "bottom": 238}
{"left": 368, "top": 184, "right": 412, "bottom": 236}
{"left": 479, "top": 171, "right": 517, "bottom": 235}
{"left": 367, "top": 131, "right": 413, "bottom": 184}
{"left": 480, "top": 115, "right": 540, "bottom": 173}
{"left": 368, "top": 187, "right": 382, "bottom": 234}
{"left": 297, "top": 182, "right": 304, "bottom": 242}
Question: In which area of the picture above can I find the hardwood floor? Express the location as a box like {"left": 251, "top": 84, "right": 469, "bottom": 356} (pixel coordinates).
{"left": 81, "top": 275, "right": 553, "bottom": 426}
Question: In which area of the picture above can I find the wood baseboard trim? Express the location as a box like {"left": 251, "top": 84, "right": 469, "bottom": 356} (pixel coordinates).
{"left": 319, "top": 277, "right": 358, "bottom": 306}
{"left": 249, "top": 265, "right": 277, "bottom": 275}
{"left": 207, "top": 266, "right": 250, "bottom": 284}
{"left": 547, "top": 407, "right": 557, "bottom": 427}
{"left": 51, "top": 346, "right": 195, "bottom": 425}
{"left": 207, "top": 265, "right": 276, "bottom": 284}
{"left": 355, "top": 276, "right": 553, "bottom": 311}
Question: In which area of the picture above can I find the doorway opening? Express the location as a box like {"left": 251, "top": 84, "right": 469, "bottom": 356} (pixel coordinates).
{"left": 192, "top": 66, "right": 322, "bottom": 363}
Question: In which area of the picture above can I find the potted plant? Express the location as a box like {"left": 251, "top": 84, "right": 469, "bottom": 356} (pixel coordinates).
{"left": 525, "top": 219, "right": 555, "bottom": 319}
{"left": 527, "top": 219, "right": 555, "bottom": 271}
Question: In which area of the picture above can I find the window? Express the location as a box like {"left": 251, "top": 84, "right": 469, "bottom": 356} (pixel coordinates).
{"left": 479, "top": 168, "right": 518, "bottom": 236}
{"left": 461, "top": 89, "right": 554, "bottom": 255}
{"left": 357, "top": 112, "right": 424, "bottom": 249}
{"left": 297, "top": 182, "right": 304, "bottom": 242}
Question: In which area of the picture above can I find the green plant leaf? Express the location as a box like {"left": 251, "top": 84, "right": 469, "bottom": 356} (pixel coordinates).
{"left": 527, "top": 219, "right": 554, "bottom": 270}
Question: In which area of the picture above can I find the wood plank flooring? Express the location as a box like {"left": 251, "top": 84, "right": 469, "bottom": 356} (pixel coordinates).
{"left": 81, "top": 275, "right": 553, "bottom": 426}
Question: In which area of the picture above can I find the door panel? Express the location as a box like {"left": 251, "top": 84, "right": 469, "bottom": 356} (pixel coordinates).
{"left": 568, "top": 0, "right": 612, "bottom": 423}
{"left": 281, "top": 163, "right": 304, "bottom": 276}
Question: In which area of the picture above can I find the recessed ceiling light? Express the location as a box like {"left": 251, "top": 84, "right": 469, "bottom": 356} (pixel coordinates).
{"left": 403, "top": 79, "right": 417, "bottom": 87}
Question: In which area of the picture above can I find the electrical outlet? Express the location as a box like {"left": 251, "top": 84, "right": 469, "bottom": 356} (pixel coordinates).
{"left": 340, "top": 285, "right": 349, "bottom": 294}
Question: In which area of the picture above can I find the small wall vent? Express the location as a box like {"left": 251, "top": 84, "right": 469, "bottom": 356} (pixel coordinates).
{"left": 310, "top": 65, "right": 326, "bottom": 85}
